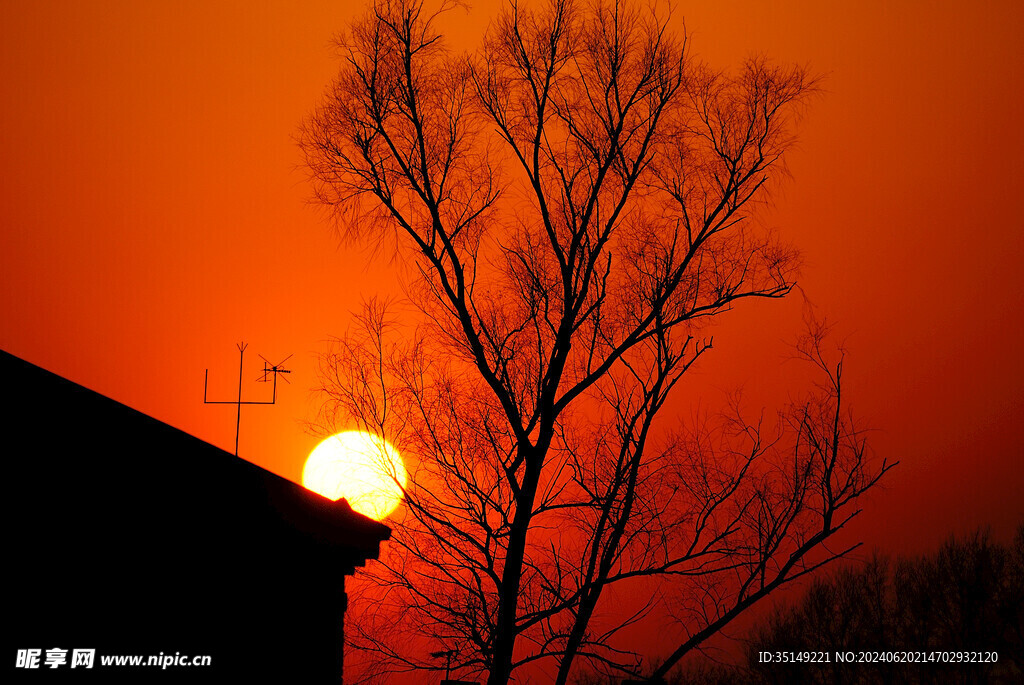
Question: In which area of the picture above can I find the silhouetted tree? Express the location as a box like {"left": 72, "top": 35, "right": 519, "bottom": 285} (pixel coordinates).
{"left": 300, "top": 0, "right": 891, "bottom": 683}
{"left": 741, "top": 526, "right": 1024, "bottom": 684}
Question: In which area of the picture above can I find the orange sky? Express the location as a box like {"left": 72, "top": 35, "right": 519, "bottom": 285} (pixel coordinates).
{"left": 2, "top": 0, "right": 1022, "bottom": 556}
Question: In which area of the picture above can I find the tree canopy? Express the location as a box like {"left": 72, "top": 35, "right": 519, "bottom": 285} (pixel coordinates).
{"left": 300, "top": 1, "right": 891, "bottom": 682}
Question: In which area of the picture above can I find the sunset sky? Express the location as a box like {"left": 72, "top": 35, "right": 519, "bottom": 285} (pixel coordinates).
{"left": 2, "top": 0, "right": 1022, "bottom": 559}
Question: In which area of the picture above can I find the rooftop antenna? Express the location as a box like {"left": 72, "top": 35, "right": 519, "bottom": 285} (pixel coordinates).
{"left": 204, "top": 342, "right": 292, "bottom": 456}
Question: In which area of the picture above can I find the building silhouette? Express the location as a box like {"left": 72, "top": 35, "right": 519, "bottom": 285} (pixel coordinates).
{"left": 3, "top": 350, "right": 390, "bottom": 681}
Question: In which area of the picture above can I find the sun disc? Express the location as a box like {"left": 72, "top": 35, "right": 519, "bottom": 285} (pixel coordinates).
{"left": 302, "top": 431, "right": 407, "bottom": 521}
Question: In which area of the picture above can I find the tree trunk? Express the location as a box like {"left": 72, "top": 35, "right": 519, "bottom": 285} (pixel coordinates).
{"left": 486, "top": 449, "right": 543, "bottom": 685}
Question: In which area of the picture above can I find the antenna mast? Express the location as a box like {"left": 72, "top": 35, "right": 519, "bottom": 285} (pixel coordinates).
{"left": 204, "top": 342, "right": 292, "bottom": 456}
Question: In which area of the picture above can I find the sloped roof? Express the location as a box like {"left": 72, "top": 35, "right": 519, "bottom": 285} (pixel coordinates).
{"left": 1, "top": 348, "right": 389, "bottom": 564}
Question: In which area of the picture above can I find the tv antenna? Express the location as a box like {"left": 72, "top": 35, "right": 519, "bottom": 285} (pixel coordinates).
{"left": 204, "top": 342, "right": 292, "bottom": 456}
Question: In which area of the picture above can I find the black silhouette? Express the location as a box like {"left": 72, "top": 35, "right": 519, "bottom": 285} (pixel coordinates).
{"left": 3, "top": 350, "right": 389, "bottom": 682}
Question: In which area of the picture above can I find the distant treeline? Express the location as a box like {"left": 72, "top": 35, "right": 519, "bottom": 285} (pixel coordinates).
{"left": 578, "top": 525, "right": 1023, "bottom": 684}
{"left": 689, "top": 525, "right": 1024, "bottom": 684}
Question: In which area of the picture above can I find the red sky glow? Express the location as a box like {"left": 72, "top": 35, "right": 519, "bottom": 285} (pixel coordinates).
{"left": 2, "top": 0, "right": 1022, "bottom": 561}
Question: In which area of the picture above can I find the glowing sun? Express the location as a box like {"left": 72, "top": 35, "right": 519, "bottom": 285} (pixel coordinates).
{"left": 302, "top": 431, "right": 407, "bottom": 521}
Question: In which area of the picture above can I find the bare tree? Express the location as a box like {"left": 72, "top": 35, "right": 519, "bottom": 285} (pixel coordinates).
{"left": 735, "top": 526, "right": 1024, "bottom": 684}
{"left": 300, "top": 1, "right": 890, "bottom": 683}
